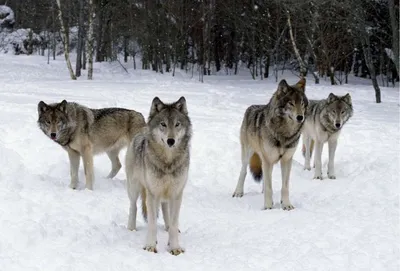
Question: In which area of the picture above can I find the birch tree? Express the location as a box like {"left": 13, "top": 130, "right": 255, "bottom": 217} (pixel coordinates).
{"left": 55, "top": 0, "right": 76, "bottom": 80}
{"left": 87, "top": 0, "right": 95, "bottom": 80}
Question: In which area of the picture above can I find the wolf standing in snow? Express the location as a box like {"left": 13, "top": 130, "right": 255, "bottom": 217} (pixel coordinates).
{"left": 125, "top": 96, "right": 192, "bottom": 255}
{"left": 37, "top": 100, "right": 145, "bottom": 190}
{"left": 232, "top": 78, "right": 308, "bottom": 210}
{"left": 302, "top": 93, "right": 353, "bottom": 179}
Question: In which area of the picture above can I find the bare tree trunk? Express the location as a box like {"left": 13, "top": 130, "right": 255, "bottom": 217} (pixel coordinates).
{"left": 87, "top": 0, "right": 95, "bottom": 80}
{"left": 75, "top": 0, "right": 85, "bottom": 77}
{"left": 362, "top": 36, "right": 381, "bottom": 103}
{"left": 52, "top": 2, "right": 56, "bottom": 60}
{"left": 82, "top": 39, "right": 87, "bottom": 70}
{"left": 287, "top": 11, "right": 307, "bottom": 77}
{"left": 388, "top": 0, "right": 399, "bottom": 75}
{"left": 55, "top": 0, "right": 76, "bottom": 80}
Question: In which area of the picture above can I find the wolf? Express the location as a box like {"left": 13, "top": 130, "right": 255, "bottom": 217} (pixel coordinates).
{"left": 125, "top": 96, "right": 192, "bottom": 256}
{"left": 37, "top": 100, "right": 146, "bottom": 190}
{"left": 232, "top": 78, "right": 308, "bottom": 211}
{"left": 301, "top": 93, "right": 353, "bottom": 179}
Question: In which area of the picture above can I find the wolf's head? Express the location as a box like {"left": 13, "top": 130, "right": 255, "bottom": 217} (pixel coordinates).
{"left": 272, "top": 78, "right": 308, "bottom": 123}
{"left": 147, "top": 96, "right": 192, "bottom": 149}
{"left": 37, "top": 100, "right": 72, "bottom": 142}
{"left": 323, "top": 93, "right": 353, "bottom": 130}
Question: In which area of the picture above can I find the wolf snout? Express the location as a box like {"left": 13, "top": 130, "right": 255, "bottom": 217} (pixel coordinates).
{"left": 167, "top": 138, "right": 175, "bottom": 147}
{"left": 50, "top": 132, "right": 57, "bottom": 140}
{"left": 296, "top": 115, "right": 304, "bottom": 122}
{"left": 335, "top": 123, "right": 341, "bottom": 128}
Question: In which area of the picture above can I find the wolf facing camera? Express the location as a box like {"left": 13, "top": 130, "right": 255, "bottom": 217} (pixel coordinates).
{"left": 125, "top": 96, "right": 192, "bottom": 256}
{"left": 232, "top": 78, "right": 308, "bottom": 211}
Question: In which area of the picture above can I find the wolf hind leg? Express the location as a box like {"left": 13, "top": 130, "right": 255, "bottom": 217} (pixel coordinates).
{"left": 232, "top": 143, "right": 252, "bottom": 197}
{"left": 302, "top": 135, "right": 313, "bottom": 171}
{"left": 127, "top": 181, "right": 141, "bottom": 231}
{"left": 106, "top": 148, "right": 122, "bottom": 179}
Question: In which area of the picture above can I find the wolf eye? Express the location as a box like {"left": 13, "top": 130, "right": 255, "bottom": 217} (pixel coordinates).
{"left": 288, "top": 102, "right": 294, "bottom": 107}
{"left": 175, "top": 122, "right": 181, "bottom": 127}
{"left": 160, "top": 122, "right": 167, "bottom": 127}
{"left": 341, "top": 111, "right": 345, "bottom": 114}
{"left": 332, "top": 110, "right": 336, "bottom": 114}
{"left": 45, "top": 120, "right": 51, "bottom": 125}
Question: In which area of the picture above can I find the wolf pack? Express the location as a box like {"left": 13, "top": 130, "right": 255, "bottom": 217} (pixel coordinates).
{"left": 37, "top": 78, "right": 353, "bottom": 255}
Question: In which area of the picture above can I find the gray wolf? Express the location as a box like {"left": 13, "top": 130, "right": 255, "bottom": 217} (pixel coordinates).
{"left": 232, "top": 78, "right": 308, "bottom": 211}
{"left": 37, "top": 100, "right": 146, "bottom": 190}
{"left": 301, "top": 93, "right": 353, "bottom": 179}
{"left": 125, "top": 96, "right": 192, "bottom": 256}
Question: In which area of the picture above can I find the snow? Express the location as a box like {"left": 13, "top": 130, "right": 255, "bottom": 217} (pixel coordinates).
{"left": 0, "top": 54, "right": 399, "bottom": 271}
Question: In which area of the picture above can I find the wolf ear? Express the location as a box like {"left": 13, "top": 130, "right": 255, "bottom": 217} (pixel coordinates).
{"left": 277, "top": 79, "right": 289, "bottom": 95}
{"left": 57, "top": 99, "right": 68, "bottom": 113}
{"left": 342, "top": 93, "right": 352, "bottom": 105}
{"left": 327, "top": 93, "right": 337, "bottom": 103}
{"left": 38, "top": 101, "right": 48, "bottom": 114}
{"left": 295, "top": 77, "right": 306, "bottom": 92}
{"left": 174, "top": 96, "right": 188, "bottom": 115}
{"left": 150, "top": 97, "right": 165, "bottom": 116}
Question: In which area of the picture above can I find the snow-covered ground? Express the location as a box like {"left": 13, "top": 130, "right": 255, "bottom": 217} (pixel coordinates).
{"left": 0, "top": 54, "right": 399, "bottom": 271}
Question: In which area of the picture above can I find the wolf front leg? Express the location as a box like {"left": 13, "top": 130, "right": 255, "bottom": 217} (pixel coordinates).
{"left": 81, "top": 142, "right": 95, "bottom": 190}
{"left": 144, "top": 191, "right": 158, "bottom": 253}
{"left": 261, "top": 159, "right": 274, "bottom": 210}
{"left": 313, "top": 141, "right": 324, "bottom": 180}
{"left": 168, "top": 192, "right": 185, "bottom": 256}
{"left": 327, "top": 138, "right": 338, "bottom": 179}
{"left": 67, "top": 148, "right": 80, "bottom": 189}
{"left": 280, "top": 157, "right": 295, "bottom": 210}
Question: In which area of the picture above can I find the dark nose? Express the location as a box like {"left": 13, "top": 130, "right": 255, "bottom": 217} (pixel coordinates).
{"left": 167, "top": 138, "right": 175, "bottom": 147}
{"left": 335, "top": 123, "right": 341, "bottom": 128}
{"left": 50, "top": 133, "right": 57, "bottom": 139}
{"left": 296, "top": 115, "right": 304, "bottom": 122}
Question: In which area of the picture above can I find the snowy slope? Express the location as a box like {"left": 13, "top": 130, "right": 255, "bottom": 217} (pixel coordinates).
{"left": 0, "top": 54, "right": 399, "bottom": 271}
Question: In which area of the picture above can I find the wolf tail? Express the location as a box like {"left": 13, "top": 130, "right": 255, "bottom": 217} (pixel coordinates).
{"left": 301, "top": 139, "right": 315, "bottom": 158}
{"left": 249, "top": 153, "right": 263, "bottom": 182}
{"left": 141, "top": 186, "right": 147, "bottom": 221}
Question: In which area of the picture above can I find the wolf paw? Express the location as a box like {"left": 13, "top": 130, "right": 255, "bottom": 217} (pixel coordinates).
{"left": 304, "top": 166, "right": 311, "bottom": 171}
{"left": 143, "top": 245, "right": 157, "bottom": 253}
{"left": 263, "top": 201, "right": 274, "bottom": 210}
{"left": 281, "top": 201, "right": 295, "bottom": 211}
{"left": 127, "top": 224, "right": 136, "bottom": 231}
{"left": 69, "top": 182, "right": 78, "bottom": 189}
{"left": 232, "top": 191, "right": 244, "bottom": 197}
{"left": 313, "top": 174, "right": 323, "bottom": 180}
{"left": 328, "top": 174, "right": 336, "bottom": 179}
{"left": 170, "top": 247, "right": 185, "bottom": 256}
